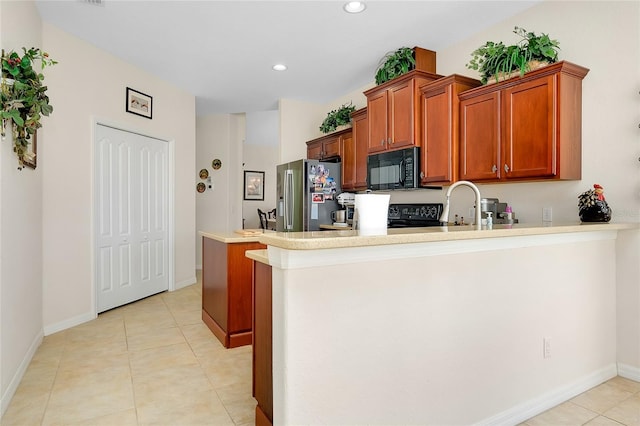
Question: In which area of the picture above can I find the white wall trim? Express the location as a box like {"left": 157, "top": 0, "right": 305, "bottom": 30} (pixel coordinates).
{"left": 268, "top": 230, "right": 618, "bottom": 270}
{"left": 617, "top": 363, "right": 640, "bottom": 382}
{"left": 44, "top": 311, "right": 95, "bottom": 336}
{"left": 0, "top": 331, "right": 43, "bottom": 416}
{"left": 478, "top": 364, "right": 617, "bottom": 426}
{"left": 175, "top": 275, "right": 197, "bottom": 290}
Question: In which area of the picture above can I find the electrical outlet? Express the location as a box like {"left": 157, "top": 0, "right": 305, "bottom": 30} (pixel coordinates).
{"left": 543, "top": 207, "right": 553, "bottom": 222}
{"left": 543, "top": 337, "right": 552, "bottom": 358}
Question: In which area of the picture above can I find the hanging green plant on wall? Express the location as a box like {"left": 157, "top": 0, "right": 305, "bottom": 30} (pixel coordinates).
{"left": 319, "top": 102, "right": 356, "bottom": 134}
{"left": 1, "top": 47, "right": 57, "bottom": 169}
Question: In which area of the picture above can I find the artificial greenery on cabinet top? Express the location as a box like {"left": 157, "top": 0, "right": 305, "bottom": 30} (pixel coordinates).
{"left": 319, "top": 102, "right": 356, "bottom": 134}
{"left": 1, "top": 47, "right": 57, "bottom": 169}
{"left": 466, "top": 26, "right": 560, "bottom": 84}
{"left": 374, "top": 47, "right": 416, "bottom": 85}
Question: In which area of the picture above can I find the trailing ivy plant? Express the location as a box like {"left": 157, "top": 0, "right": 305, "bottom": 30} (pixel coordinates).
{"left": 319, "top": 102, "right": 356, "bottom": 134}
{"left": 466, "top": 27, "right": 560, "bottom": 84}
{"left": 1, "top": 47, "right": 57, "bottom": 168}
{"left": 374, "top": 47, "right": 416, "bottom": 85}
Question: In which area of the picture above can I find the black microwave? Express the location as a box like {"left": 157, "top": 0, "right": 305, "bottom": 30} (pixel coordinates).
{"left": 367, "top": 147, "right": 420, "bottom": 190}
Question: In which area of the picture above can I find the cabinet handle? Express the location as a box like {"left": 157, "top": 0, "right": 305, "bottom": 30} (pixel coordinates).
{"left": 491, "top": 165, "right": 498, "bottom": 173}
{"left": 388, "top": 137, "right": 393, "bottom": 145}
{"left": 504, "top": 164, "right": 510, "bottom": 173}
{"left": 380, "top": 139, "right": 385, "bottom": 146}
{"left": 420, "top": 171, "right": 425, "bottom": 179}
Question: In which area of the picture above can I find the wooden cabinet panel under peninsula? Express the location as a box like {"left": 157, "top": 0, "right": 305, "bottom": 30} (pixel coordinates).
{"left": 201, "top": 236, "right": 266, "bottom": 348}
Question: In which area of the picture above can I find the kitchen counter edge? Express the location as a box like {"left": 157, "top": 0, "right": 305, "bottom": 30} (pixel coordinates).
{"left": 256, "top": 222, "right": 638, "bottom": 250}
{"left": 199, "top": 230, "right": 275, "bottom": 244}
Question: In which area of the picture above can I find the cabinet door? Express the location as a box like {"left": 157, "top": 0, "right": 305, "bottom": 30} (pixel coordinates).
{"left": 388, "top": 80, "right": 415, "bottom": 149}
{"left": 367, "top": 91, "right": 388, "bottom": 153}
{"left": 306, "top": 140, "right": 323, "bottom": 160}
{"left": 353, "top": 112, "right": 368, "bottom": 190}
{"left": 341, "top": 133, "right": 356, "bottom": 190}
{"left": 460, "top": 91, "right": 501, "bottom": 181}
{"left": 421, "top": 85, "right": 454, "bottom": 184}
{"left": 323, "top": 136, "right": 341, "bottom": 159}
{"left": 503, "top": 75, "right": 556, "bottom": 179}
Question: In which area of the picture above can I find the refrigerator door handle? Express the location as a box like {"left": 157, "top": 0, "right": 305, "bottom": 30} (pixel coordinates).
{"left": 284, "top": 169, "right": 294, "bottom": 230}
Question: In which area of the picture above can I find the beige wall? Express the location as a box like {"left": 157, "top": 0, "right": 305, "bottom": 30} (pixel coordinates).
{"left": 195, "top": 113, "right": 244, "bottom": 267}
{"left": 0, "top": 1, "right": 44, "bottom": 415}
{"left": 41, "top": 23, "right": 197, "bottom": 332}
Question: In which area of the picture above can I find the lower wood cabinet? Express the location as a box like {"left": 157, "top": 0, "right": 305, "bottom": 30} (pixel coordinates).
{"left": 458, "top": 61, "right": 589, "bottom": 182}
{"left": 252, "top": 260, "right": 273, "bottom": 426}
{"left": 201, "top": 237, "right": 265, "bottom": 348}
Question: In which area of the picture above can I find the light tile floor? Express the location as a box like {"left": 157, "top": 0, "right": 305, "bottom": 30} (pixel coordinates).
{"left": 1, "top": 274, "right": 256, "bottom": 426}
{"left": 2, "top": 273, "right": 639, "bottom": 425}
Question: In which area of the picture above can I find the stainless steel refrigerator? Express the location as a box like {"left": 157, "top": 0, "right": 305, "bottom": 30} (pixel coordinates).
{"left": 276, "top": 159, "right": 341, "bottom": 232}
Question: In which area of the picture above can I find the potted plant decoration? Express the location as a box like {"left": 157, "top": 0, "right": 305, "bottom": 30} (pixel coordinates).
{"left": 466, "top": 26, "right": 560, "bottom": 84}
{"left": 1, "top": 47, "right": 57, "bottom": 168}
{"left": 319, "top": 102, "right": 356, "bottom": 134}
{"left": 374, "top": 47, "right": 416, "bottom": 85}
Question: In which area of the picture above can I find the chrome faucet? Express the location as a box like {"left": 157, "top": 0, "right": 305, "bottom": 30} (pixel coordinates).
{"left": 439, "top": 180, "right": 482, "bottom": 230}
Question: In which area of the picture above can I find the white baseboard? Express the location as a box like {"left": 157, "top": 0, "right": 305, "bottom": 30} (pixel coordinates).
{"left": 43, "top": 311, "right": 95, "bottom": 336}
{"left": 0, "top": 330, "right": 43, "bottom": 417}
{"left": 479, "top": 364, "right": 617, "bottom": 426}
{"left": 618, "top": 363, "right": 640, "bottom": 382}
{"left": 175, "top": 275, "right": 197, "bottom": 290}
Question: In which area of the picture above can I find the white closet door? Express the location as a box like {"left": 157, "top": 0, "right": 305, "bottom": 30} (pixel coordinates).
{"left": 96, "top": 124, "right": 169, "bottom": 313}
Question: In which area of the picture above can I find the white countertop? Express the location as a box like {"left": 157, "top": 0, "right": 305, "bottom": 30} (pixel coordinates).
{"left": 255, "top": 222, "right": 638, "bottom": 250}
{"left": 199, "top": 229, "right": 275, "bottom": 244}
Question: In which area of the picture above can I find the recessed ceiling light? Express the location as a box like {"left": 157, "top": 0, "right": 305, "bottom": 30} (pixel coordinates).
{"left": 343, "top": 1, "right": 366, "bottom": 13}
{"left": 272, "top": 64, "right": 287, "bottom": 71}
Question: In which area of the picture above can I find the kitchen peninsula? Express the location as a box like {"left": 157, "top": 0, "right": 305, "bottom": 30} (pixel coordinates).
{"left": 247, "top": 222, "right": 638, "bottom": 425}
{"left": 200, "top": 231, "right": 269, "bottom": 348}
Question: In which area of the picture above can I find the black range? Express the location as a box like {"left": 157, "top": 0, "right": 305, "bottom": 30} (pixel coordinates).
{"left": 387, "top": 203, "right": 444, "bottom": 228}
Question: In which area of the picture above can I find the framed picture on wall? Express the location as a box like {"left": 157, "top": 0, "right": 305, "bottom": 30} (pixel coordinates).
{"left": 126, "top": 87, "right": 153, "bottom": 119}
{"left": 244, "top": 170, "right": 265, "bottom": 200}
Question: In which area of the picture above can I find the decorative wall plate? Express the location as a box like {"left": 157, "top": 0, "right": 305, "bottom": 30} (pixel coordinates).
{"left": 199, "top": 169, "right": 209, "bottom": 180}
{"left": 196, "top": 182, "right": 206, "bottom": 193}
{"left": 212, "top": 159, "right": 222, "bottom": 170}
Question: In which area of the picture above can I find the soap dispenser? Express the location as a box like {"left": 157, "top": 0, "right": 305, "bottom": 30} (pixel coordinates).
{"left": 486, "top": 211, "right": 493, "bottom": 229}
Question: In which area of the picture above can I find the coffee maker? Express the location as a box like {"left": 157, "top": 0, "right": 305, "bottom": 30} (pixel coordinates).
{"left": 336, "top": 192, "right": 356, "bottom": 225}
{"left": 480, "top": 198, "right": 517, "bottom": 224}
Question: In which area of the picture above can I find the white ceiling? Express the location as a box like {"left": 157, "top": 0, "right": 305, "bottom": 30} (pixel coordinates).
{"left": 35, "top": 0, "right": 540, "bottom": 115}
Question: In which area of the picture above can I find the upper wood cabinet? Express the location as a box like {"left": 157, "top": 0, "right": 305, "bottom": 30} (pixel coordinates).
{"left": 306, "top": 128, "right": 349, "bottom": 161}
{"left": 364, "top": 70, "right": 442, "bottom": 154}
{"left": 342, "top": 108, "right": 368, "bottom": 191}
{"left": 458, "top": 61, "right": 589, "bottom": 182}
{"left": 419, "top": 75, "right": 481, "bottom": 185}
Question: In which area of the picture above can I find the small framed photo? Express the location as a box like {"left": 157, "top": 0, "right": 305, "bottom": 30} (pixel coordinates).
{"left": 244, "top": 170, "right": 265, "bottom": 201}
{"left": 126, "top": 87, "right": 152, "bottom": 119}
